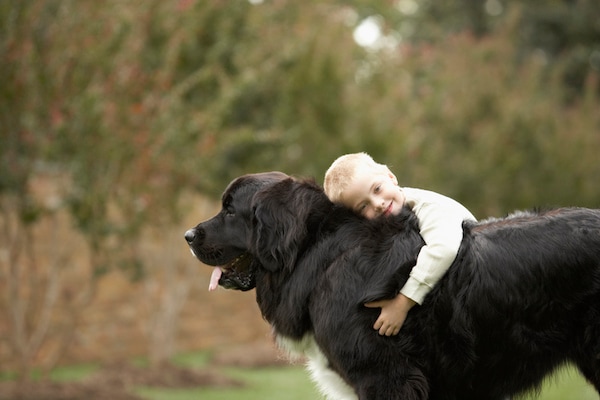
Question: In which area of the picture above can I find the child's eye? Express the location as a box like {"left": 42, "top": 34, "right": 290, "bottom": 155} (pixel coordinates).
{"left": 374, "top": 185, "right": 381, "bottom": 193}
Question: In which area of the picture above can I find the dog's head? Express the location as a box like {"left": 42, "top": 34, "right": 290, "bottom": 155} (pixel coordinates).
{"left": 185, "top": 172, "right": 289, "bottom": 290}
{"left": 185, "top": 172, "right": 330, "bottom": 291}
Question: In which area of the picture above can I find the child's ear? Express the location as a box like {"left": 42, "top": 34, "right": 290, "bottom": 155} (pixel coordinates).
{"left": 388, "top": 170, "right": 398, "bottom": 185}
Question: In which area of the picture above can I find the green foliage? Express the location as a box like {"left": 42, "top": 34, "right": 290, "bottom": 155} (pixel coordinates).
{"left": 369, "top": 0, "right": 600, "bottom": 96}
{"left": 3, "top": 0, "right": 598, "bottom": 220}
{"left": 353, "top": 20, "right": 600, "bottom": 216}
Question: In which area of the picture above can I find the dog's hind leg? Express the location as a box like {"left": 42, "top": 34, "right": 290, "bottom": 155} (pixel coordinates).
{"left": 572, "top": 322, "right": 600, "bottom": 393}
{"left": 575, "top": 348, "right": 600, "bottom": 393}
{"left": 575, "top": 359, "right": 600, "bottom": 393}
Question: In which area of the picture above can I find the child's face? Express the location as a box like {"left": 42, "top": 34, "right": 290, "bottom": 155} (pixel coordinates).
{"left": 340, "top": 167, "right": 405, "bottom": 219}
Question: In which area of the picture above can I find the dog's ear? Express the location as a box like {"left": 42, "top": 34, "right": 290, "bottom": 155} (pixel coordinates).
{"left": 251, "top": 179, "right": 308, "bottom": 272}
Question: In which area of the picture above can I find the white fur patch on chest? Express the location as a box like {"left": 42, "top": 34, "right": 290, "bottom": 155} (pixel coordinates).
{"left": 275, "top": 334, "right": 358, "bottom": 400}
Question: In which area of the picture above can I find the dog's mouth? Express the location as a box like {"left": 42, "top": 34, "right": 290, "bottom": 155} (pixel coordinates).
{"left": 208, "top": 252, "right": 255, "bottom": 292}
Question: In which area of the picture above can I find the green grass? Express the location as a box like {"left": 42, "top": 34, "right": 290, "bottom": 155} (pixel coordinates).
{"left": 0, "top": 363, "right": 99, "bottom": 383}
{"left": 136, "top": 360, "right": 598, "bottom": 400}
{"left": 3, "top": 352, "right": 597, "bottom": 400}
{"left": 46, "top": 363, "right": 100, "bottom": 382}
{"left": 171, "top": 351, "right": 212, "bottom": 367}
{"left": 135, "top": 350, "right": 323, "bottom": 400}
{"left": 136, "top": 365, "right": 322, "bottom": 400}
{"left": 520, "top": 366, "right": 598, "bottom": 400}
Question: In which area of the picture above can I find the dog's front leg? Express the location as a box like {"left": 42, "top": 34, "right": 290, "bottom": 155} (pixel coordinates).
{"left": 355, "top": 367, "right": 429, "bottom": 400}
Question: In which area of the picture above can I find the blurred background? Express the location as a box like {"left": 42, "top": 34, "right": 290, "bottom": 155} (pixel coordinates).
{"left": 1, "top": 0, "right": 599, "bottom": 399}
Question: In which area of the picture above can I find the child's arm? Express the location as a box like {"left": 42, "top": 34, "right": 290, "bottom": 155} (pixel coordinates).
{"left": 365, "top": 294, "right": 416, "bottom": 336}
{"left": 366, "top": 189, "right": 476, "bottom": 336}
{"left": 400, "top": 188, "right": 476, "bottom": 305}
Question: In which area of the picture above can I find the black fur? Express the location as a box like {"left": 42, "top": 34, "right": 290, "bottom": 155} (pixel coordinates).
{"left": 185, "top": 172, "right": 600, "bottom": 400}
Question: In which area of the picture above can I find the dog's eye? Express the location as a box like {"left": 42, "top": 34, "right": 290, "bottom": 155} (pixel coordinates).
{"left": 223, "top": 198, "right": 235, "bottom": 217}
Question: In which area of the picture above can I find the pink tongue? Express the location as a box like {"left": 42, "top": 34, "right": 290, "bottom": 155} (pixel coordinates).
{"left": 208, "top": 268, "right": 223, "bottom": 291}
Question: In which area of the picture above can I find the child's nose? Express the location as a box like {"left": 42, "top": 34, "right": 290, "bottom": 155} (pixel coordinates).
{"left": 371, "top": 199, "right": 384, "bottom": 212}
{"left": 369, "top": 198, "right": 379, "bottom": 208}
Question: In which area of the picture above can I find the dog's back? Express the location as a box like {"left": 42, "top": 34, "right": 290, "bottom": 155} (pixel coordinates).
{"left": 431, "top": 207, "right": 600, "bottom": 398}
{"left": 305, "top": 207, "right": 600, "bottom": 399}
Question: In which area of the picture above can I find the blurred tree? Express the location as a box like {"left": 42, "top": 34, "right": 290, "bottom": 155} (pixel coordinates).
{"left": 342, "top": 14, "right": 600, "bottom": 216}
{"left": 0, "top": 0, "right": 361, "bottom": 372}
{"left": 518, "top": 1, "right": 600, "bottom": 99}
{"left": 151, "top": 0, "right": 361, "bottom": 187}
{"left": 358, "top": 0, "right": 600, "bottom": 98}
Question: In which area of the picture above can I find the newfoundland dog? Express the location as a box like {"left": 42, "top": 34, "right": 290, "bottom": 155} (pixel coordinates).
{"left": 184, "top": 172, "right": 600, "bottom": 400}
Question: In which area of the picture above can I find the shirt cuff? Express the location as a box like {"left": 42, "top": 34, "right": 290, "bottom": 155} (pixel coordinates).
{"left": 399, "top": 277, "right": 431, "bottom": 305}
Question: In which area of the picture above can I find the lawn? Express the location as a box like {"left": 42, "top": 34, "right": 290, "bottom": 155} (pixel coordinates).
{"left": 136, "top": 365, "right": 321, "bottom": 400}
{"left": 2, "top": 352, "right": 597, "bottom": 400}
{"left": 519, "top": 366, "right": 598, "bottom": 400}
{"left": 136, "top": 367, "right": 598, "bottom": 400}
{"left": 136, "top": 351, "right": 598, "bottom": 400}
{"left": 137, "top": 366, "right": 598, "bottom": 400}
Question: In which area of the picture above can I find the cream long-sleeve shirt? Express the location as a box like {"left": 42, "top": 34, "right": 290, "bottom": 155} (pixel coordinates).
{"left": 399, "top": 187, "right": 477, "bottom": 305}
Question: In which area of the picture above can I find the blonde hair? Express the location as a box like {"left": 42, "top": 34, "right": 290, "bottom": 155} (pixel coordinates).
{"left": 323, "top": 152, "right": 388, "bottom": 203}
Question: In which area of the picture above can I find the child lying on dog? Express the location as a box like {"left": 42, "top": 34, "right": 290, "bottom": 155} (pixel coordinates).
{"left": 324, "top": 152, "right": 477, "bottom": 336}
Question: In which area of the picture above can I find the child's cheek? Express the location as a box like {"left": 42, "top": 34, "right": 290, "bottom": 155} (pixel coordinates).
{"left": 390, "top": 207, "right": 402, "bottom": 217}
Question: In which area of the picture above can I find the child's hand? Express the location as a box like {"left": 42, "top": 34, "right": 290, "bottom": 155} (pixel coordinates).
{"left": 364, "top": 294, "right": 417, "bottom": 336}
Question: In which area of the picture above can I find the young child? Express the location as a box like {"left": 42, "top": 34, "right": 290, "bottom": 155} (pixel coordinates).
{"left": 324, "top": 152, "right": 477, "bottom": 336}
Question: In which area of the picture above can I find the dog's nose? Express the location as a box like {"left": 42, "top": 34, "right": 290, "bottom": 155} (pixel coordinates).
{"left": 184, "top": 229, "right": 196, "bottom": 244}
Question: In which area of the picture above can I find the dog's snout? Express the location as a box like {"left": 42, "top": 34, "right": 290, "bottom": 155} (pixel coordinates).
{"left": 185, "top": 227, "right": 206, "bottom": 244}
{"left": 184, "top": 228, "right": 196, "bottom": 244}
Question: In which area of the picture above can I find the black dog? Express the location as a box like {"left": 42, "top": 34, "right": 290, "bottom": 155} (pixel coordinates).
{"left": 185, "top": 172, "right": 600, "bottom": 400}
